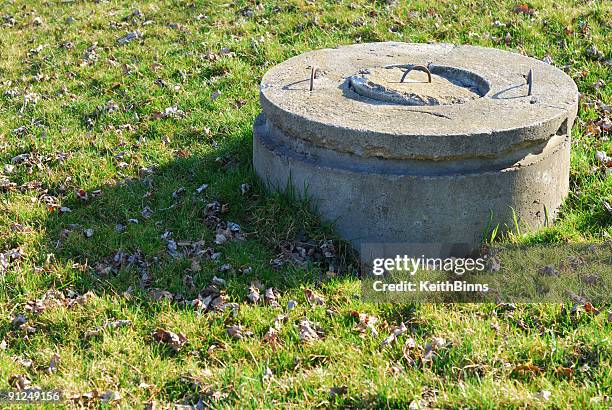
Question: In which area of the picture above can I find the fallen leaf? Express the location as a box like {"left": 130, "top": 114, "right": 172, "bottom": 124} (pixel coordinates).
{"left": 264, "top": 287, "right": 280, "bottom": 308}
{"left": 76, "top": 189, "right": 88, "bottom": 201}
{"left": 586, "top": 45, "right": 604, "bottom": 61}
{"left": 100, "top": 390, "right": 121, "bottom": 403}
{"left": 381, "top": 322, "right": 407, "bottom": 347}
{"left": 352, "top": 311, "right": 378, "bottom": 336}
{"left": 538, "top": 265, "right": 559, "bottom": 276}
{"left": 247, "top": 284, "right": 260, "bottom": 304}
{"left": 166, "top": 239, "right": 180, "bottom": 258}
{"left": 152, "top": 328, "right": 187, "bottom": 351}
{"left": 227, "top": 325, "right": 253, "bottom": 339}
{"left": 423, "top": 337, "right": 446, "bottom": 362}
{"left": 404, "top": 337, "right": 417, "bottom": 349}
{"left": 584, "top": 302, "right": 600, "bottom": 315}
{"left": 402, "top": 337, "right": 418, "bottom": 363}
{"left": 533, "top": 390, "right": 551, "bottom": 401}
{"left": 67, "top": 391, "right": 100, "bottom": 405}
{"left": 149, "top": 289, "right": 174, "bottom": 302}
{"left": 512, "top": 363, "right": 543, "bottom": 377}
{"left": 387, "top": 365, "right": 403, "bottom": 376}
{"left": 304, "top": 288, "right": 324, "bottom": 306}
{"left": 487, "top": 255, "right": 501, "bottom": 272}
{"left": 513, "top": 4, "right": 534, "bottom": 15}
{"left": 9, "top": 374, "right": 30, "bottom": 390}
{"left": 263, "top": 366, "right": 273, "bottom": 379}
{"left": 596, "top": 151, "right": 611, "bottom": 167}
{"left": 263, "top": 324, "right": 283, "bottom": 350}
{"left": 48, "top": 353, "right": 60, "bottom": 373}
{"left": 214, "top": 233, "right": 228, "bottom": 245}
{"left": 555, "top": 366, "right": 574, "bottom": 378}
{"left": 240, "top": 183, "right": 251, "bottom": 194}
{"left": 141, "top": 206, "right": 153, "bottom": 218}
{"left": 13, "top": 356, "right": 33, "bottom": 368}
{"left": 117, "top": 30, "right": 142, "bottom": 45}
{"left": 12, "top": 314, "right": 27, "bottom": 327}
{"left": 298, "top": 318, "right": 323, "bottom": 342}
{"left": 172, "top": 187, "right": 185, "bottom": 198}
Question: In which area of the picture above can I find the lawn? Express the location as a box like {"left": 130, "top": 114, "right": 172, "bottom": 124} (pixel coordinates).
{"left": 0, "top": 0, "right": 610, "bottom": 408}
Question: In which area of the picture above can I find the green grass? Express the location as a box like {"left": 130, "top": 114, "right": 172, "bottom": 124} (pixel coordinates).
{"left": 0, "top": 0, "right": 610, "bottom": 407}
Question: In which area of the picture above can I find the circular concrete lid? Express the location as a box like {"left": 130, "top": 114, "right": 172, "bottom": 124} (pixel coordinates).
{"left": 259, "top": 42, "right": 579, "bottom": 160}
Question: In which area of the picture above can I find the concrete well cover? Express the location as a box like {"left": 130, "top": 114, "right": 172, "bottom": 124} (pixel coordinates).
{"left": 254, "top": 42, "right": 579, "bottom": 255}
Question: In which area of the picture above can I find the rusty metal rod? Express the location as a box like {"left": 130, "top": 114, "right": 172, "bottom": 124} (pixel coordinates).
{"left": 400, "top": 65, "right": 432, "bottom": 83}
{"left": 309, "top": 66, "right": 318, "bottom": 91}
{"left": 527, "top": 68, "right": 533, "bottom": 96}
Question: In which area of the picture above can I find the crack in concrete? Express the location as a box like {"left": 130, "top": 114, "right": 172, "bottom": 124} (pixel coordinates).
{"left": 408, "top": 110, "right": 452, "bottom": 119}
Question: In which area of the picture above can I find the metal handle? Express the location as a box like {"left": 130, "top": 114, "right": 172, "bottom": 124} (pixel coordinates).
{"left": 400, "top": 65, "right": 432, "bottom": 83}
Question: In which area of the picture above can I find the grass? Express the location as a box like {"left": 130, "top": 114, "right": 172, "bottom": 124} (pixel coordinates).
{"left": 0, "top": 0, "right": 610, "bottom": 407}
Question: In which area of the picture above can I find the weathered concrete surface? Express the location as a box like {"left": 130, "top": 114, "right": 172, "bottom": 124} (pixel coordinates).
{"left": 348, "top": 65, "right": 484, "bottom": 106}
{"left": 254, "top": 42, "right": 578, "bottom": 255}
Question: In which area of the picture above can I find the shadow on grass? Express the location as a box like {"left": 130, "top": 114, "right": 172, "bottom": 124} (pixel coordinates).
{"left": 40, "top": 126, "right": 358, "bottom": 316}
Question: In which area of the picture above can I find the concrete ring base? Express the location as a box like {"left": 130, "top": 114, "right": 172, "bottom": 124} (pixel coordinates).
{"left": 253, "top": 113, "right": 570, "bottom": 256}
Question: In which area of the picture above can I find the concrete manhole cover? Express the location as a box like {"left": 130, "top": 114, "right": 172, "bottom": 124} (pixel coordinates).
{"left": 253, "top": 42, "right": 579, "bottom": 256}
